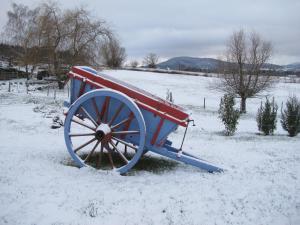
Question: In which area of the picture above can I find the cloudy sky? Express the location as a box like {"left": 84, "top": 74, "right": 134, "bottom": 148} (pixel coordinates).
{"left": 1, "top": 0, "right": 299, "bottom": 64}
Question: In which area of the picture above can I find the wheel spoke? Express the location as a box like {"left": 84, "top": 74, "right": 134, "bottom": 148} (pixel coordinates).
{"left": 96, "top": 144, "right": 104, "bottom": 168}
{"left": 106, "top": 145, "right": 115, "bottom": 169}
{"left": 72, "top": 117, "right": 96, "bottom": 131}
{"left": 74, "top": 137, "right": 97, "bottom": 153}
{"left": 80, "top": 106, "right": 98, "bottom": 127}
{"left": 111, "top": 136, "right": 138, "bottom": 151}
{"left": 69, "top": 132, "right": 95, "bottom": 137}
{"left": 100, "top": 97, "right": 110, "bottom": 123}
{"left": 119, "top": 112, "right": 134, "bottom": 139}
{"left": 124, "top": 145, "right": 127, "bottom": 155}
{"left": 109, "top": 141, "right": 129, "bottom": 164}
{"left": 92, "top": 98, "right": 101, "bottom": 124}
{"left": 112, "top": 130, "right": 140, "bottom": 135}
{"left": 111, "top": 117, "right": 131, "bottom": 130}
{"left": 108, "top": 103, "right": 124, "bottom": 126}
{"left": 84, "top": 140, "right": 100, "bottom": 162}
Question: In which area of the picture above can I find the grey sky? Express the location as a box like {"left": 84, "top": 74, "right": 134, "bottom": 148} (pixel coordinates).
{"left": 1, "top": 0, "right": 299, "bottom": 64}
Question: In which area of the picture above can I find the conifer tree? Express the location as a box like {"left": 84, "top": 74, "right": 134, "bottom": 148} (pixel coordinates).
{"left": 218, "top": 94, "right": 240, "bottom": 135}
{"left": 256, "top": 97, "right": 278, "bottom": 135}
{"left": 281, "top": 96, "right": 300, "bottom": 137}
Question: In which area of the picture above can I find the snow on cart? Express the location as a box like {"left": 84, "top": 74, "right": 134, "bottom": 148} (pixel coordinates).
{"left": 64, "top": 66, "right": 223, "bottom": 174}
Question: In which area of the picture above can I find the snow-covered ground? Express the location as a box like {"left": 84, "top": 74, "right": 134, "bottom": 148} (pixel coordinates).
{"left": 0, "top": 70, "right": 299, "bottom": 225}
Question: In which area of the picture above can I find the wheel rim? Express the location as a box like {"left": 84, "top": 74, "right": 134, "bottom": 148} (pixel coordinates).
{"left": 64, "top": 89, "right": 146, "bottom": 174}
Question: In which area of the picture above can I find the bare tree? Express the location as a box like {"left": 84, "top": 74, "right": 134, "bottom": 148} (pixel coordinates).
{"left": 36, "top": 2, "right": 67, "bottom": 76}
{"left": 130, "top": 60, "right": 139, "bottom": 68}
{"left": 143, "top": 53, "right": 159, "bottom": 68}
{"left": 4, "top": 2, "right": 123, "bottom": 80}
{"left": 100, "top": 37, "right": 126, "bottom": 68}
{"left": 5, "top": 3, "right": 40, "bottom": 78}
{"left": 217, "top": 29, "right": 273, "bottom": 113}
{"left": 63, "top": 7, "right": 112, "bottom": 67}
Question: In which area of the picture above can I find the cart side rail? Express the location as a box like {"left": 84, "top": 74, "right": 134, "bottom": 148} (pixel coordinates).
{"left": 69, "top": 67, "right": 190, "bottom": 127}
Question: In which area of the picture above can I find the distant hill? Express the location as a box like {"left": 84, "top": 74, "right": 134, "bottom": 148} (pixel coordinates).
{"left": 261, "top": 63, "right": 283, "bottom": 70}
{"left": 282, "top": 62, "right": 300, "bottom": 71}
{"left": 157, "top": 57, "right": 223, "bottom": 71}
{"left": 157, "top": 56, "right": 300, "bottom": 72}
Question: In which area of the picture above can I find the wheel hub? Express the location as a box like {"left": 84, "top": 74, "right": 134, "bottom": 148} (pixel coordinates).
{"left": 95, "top": 123, "right": 112, "bottom": 142}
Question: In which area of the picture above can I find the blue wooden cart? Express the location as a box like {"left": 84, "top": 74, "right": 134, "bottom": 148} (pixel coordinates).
{"left": 64, "top": 66, "right": 222, "bottom": 174}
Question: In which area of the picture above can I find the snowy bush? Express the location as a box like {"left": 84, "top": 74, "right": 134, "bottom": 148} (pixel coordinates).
{"left": 218, "top": 94, "right": 240, "bottom": 135}
{"left": 281, "top": 96, "right": 300, "bottom": 137}
{"left": 256, "top": 97, "right": 278, "bottom": 135}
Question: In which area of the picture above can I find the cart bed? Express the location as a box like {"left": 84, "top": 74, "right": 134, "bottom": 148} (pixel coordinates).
{"left": 69, "top": 66, "right": 189, "bottom": 127}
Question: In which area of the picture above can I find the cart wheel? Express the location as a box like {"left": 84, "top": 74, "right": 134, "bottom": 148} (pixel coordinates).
{"left": 64, "top": 89, "right": 146, "bottom": 174}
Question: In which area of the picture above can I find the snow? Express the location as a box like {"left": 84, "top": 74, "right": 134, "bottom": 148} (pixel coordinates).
{"left": 0, "top": 70, "right": 300, "bottom": 225}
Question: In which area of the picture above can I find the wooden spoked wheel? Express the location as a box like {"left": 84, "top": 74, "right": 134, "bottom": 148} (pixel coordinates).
{"left": 64, "top": 89, "right": 146, "bottom": 174}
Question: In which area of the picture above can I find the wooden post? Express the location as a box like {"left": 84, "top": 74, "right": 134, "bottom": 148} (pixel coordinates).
{"left": 260, "top": 101, "right": 263, "bottom": 131}
{"left": 170, "top": 91, "right": 173, "bottom": 103}
{"left": 203, "top": 97, "right": 206, "bottom": 109}
{"left": 26, "top": 81, "right": 28, "bottom": 94}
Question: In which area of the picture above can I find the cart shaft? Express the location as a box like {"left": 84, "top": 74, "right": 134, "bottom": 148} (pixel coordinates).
{"left": 148, "top": 144, "right": 223, "bottom": 173}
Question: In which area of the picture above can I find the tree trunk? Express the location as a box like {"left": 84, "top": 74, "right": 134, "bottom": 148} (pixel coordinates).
{"left": 25, "top": 64, "right": 29, "bottom": 80}
{"left": 30, "top": 65, "right": 35, "bottom": 79}
{"left": 53, "top": 52, "right": 59, "bottom": 76}
{"left": 240, "top": 97, "right": 247, "bottom": 113}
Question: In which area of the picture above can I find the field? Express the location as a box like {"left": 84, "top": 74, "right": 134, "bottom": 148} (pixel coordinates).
{"left": 0, "top": 70, "right": 299, "bottom": 225}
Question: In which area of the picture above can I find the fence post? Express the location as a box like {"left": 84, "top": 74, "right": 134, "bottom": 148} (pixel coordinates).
{"left": 26, "top": 81, "right": 28, "bottom": 94}
{"left": 203, "top": 97, "right": 206, "bottom": 109}
{"left": 8, "top": 82, "right": 11, "bottom": 92}
{"left": 260, "top": 101, "right": 263, "bottom": 131}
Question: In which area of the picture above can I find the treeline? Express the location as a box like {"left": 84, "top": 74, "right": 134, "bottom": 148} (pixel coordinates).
{"left": 2, "top": 2, "right": 126, "bottom": 80}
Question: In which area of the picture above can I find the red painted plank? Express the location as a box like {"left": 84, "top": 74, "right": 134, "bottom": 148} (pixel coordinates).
{"left": 151, "top": 118, "right": 165, "bottom": 145}
{"left": 77, "top": 79, "right": 86, "bottom": 98}
{"left": 121, "top": 112, "right": 134, "bottom": 139}
{"left": 100, "top": 97, "right": 110, "bottom": 123}
{"left": 91, "top": 98, "right": 101, "bottom": 124}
